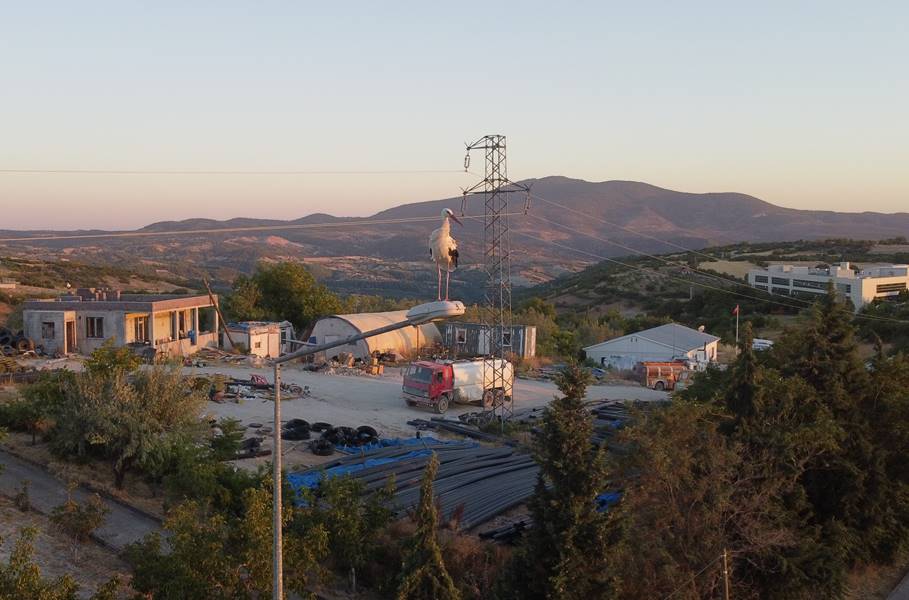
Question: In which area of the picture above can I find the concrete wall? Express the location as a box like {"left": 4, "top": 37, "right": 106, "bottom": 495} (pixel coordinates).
{"left": 156, "top": 332, "right": 218, "bottom": 357}
{"left": 71, "top": 309, "right": 127, "bottom": 355}
{"left": 23, "top": 310, "right": 74, "bottom": 355}
{"left": 224, "top": 327, "right": 281, "bottom": 358}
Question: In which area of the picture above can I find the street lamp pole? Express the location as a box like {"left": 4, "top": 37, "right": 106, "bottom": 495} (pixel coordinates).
{"left": 270, "top": 301, "right": 464, "bottom": 600}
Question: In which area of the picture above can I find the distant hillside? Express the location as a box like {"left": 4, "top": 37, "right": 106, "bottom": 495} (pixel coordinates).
{"left": 1, "top": 177, "right": 907, "bottom": 299}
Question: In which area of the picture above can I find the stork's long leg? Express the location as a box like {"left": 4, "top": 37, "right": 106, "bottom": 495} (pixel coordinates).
{"left": 445, "top": 269, "right": 450, "bottom": 300}
{"left": 437, "top": 266, "right": 442, "bottom": 301}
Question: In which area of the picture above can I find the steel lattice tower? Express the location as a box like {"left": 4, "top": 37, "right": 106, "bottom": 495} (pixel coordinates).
{"left": 462, "top": 135, "right": 529, "bottom": 421}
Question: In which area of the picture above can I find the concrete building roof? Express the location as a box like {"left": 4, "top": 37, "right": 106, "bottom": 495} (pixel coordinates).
{"left": 584, "top": 323, "right": 719, "bottom": 353}
{"left": 23, "top": 293, "right": 216, "bottom": 313}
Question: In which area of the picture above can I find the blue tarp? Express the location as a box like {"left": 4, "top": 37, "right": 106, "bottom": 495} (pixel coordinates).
{"left": 288, "top": 448, "right": 435, "bottom": 497}
{"left": 334, "top": 435, "right": 474, "bottom": 455}
{"left": 288, "top": 436, "right": 478, "bottom": 504}
{"left": 596, "top": 491, "right": 622, "bottom": 512}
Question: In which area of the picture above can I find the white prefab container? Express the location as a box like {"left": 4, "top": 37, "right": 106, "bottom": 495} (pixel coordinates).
{"left": 450, "top": 359, "right": 514, "bottom": 404}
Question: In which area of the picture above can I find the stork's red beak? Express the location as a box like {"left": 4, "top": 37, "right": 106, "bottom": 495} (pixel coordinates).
{"left": 450, "top": 214, "right": 463, "bottom": 226}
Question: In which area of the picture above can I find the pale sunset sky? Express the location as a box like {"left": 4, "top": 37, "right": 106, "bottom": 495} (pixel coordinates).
{"left": 1, "top": 1, "right": 907, "bottom": 229}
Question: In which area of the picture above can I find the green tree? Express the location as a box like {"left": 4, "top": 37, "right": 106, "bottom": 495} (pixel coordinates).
{"left": 296, "top": 474, "right": 395, "bottom": 584}
{"left": 607, "top": 399, "right": 840, "bottom": 600}
{"left": 503, "top": 363, "right": 610, "bottom": 599}
{"left": 773, "top": 287, "right": 897, "bottom": 564}
{"left": 0, "top": 527, "right": 79, "bottom": 599}
{"left": 210, "top": 417, "right": 245, "bottom": 461}
{"left": 226, "top": 261, "right": 342, "bottom": 331}
{"left": 241, "top": 479, "right": 327, "bottom": 599}
{"left": 50, "top": 487, "right": 110, "bottom": 559}
{"left": 224, "top": 274, "right": 266, "bottom": 322}
{"left": 725, "top": 321, "right": 760, "bottom": 420}
{"left": 128, "top": 482, "right": 327, "bottom": 600}
{"left": 48, "top": 360, "right": 206, "bottom": 488}
{"left": 396, "top": 454, "right": 460, "bottom": 600}
{"left": 82, "top": 339, "right": 142, "bottom": 376}
{"left": 126, "top": 502, "right": 246, "bottom": 599}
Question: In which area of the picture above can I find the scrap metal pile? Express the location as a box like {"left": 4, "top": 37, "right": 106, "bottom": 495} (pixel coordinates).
{"left": 289, "top": 441, "right": 539, "bottom": 530}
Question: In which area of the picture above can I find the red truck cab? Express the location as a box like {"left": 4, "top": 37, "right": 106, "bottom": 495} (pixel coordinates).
{"left": 402, "top": 361, "right": 453, "bottom": 413}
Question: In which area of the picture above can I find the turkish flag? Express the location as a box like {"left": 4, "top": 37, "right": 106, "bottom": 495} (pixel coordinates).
{"left": 732, "top": 304, "right": 740, "bottom": 316}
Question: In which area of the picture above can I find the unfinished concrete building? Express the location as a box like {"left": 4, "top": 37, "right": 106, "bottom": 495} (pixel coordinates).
{"left": 22, "top": 288, "right": 220, "bottom": 357}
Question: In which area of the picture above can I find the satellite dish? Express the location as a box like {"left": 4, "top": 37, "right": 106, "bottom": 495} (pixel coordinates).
{"left": 65, "top": 281, "right": 72, "bottom": 289}
{"left": 697, "top": 325, "right": 705, "bottom": 332}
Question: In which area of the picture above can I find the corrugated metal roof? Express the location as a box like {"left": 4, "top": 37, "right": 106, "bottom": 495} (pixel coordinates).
{"left": 584, "top": 323, "right": 719, "bottom": 352}
{"left": 318, "top": 310, "right": 441, "bottom": 355}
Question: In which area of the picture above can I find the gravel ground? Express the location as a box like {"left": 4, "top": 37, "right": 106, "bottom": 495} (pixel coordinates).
{"left": 187, "top": 361, "right": 666, "bottom": 470}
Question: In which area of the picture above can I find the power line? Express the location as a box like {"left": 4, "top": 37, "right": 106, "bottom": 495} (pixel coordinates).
{"left": 0, "top": 168, "right": 466, "bottom": 175}
{"left": 528, "top": 212, "right": 793, "bottom": 298}
{"left": 512, "top": 229, "right": 909, "bottom": 325}
{"left": 0, "top": 212, "right": 525, "bottom": 244}
{"left": 528, "top": 190, "right": 734, "bottom": 264}
{"left": 661, "top": 553, "right": 725, "bottom": 600}
{"left": 524, "top": 200, "right": 909, "bottom": 325}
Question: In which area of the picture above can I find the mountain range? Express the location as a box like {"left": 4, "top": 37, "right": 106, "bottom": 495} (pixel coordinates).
{"left": 2, "top": 177, "right": 907, "bottom": 298}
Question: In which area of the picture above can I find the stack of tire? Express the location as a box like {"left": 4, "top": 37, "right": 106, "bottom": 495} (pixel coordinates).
{"left": 308, "top": 423, "right": 379, "bottom": 456}
{"left": 281, "top": 419, "right": 311, "bottom": 441}
{"left": 0, "top": 328, "right": 36, "bottom": 356}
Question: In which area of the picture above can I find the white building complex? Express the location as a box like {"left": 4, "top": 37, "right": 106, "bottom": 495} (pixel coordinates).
{"left": 746, "top": 262, "right": 909, "bottom": 310}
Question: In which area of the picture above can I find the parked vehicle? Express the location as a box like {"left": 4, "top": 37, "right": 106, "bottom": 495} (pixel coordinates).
{"left": 402, "top": 358, "right": 514, "bottom": 413}
{"left": 752, "top": 338, "right": 774, "bottom": 351}
{"left": 638, "top": 361, "right": 690, "bottom": 391}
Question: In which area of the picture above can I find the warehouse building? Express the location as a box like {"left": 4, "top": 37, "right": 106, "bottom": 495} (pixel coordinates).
{"left": 583, "top": 323, "right": 719, "bottom": 371}
{"left": 746, "top": 262, "right": 909, "bottom": 310}
{"left": 439, "top": 322, "right": 537, "bottom": 359}
{"left": 22, "top": 288, "right": 219, "bottom": 357}
{"left": 308, "top": 310, "right": 441, "bottom": 361}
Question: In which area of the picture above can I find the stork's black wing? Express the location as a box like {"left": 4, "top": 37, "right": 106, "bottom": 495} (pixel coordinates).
{"left": 449, "top": 247, "right": 459, "bottom": 268}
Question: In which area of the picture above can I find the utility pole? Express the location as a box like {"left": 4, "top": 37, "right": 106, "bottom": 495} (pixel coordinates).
{"left": 722, "top": 548, "right": 731, "bottom": 600}
{"left": 462, "top": 135, "right": 530, "bottom": 422}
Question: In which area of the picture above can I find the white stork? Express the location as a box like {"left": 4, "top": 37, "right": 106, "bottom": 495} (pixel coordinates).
{"left": 429, "top": 208, "right": 462, "bottom": 300}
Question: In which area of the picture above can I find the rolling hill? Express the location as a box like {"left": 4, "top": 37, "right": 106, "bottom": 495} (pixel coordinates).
{"left": 1, "top": 177, "right": 907, "bottom": 299}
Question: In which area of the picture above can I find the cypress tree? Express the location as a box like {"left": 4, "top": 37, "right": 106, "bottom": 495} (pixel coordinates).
{"left": 726, "top": 321, "right": 760, "bottom": 420}
{"left": 396, "top": 453, "right": 460, "bottom": 600}
{"left": 503, "top": 363, "right": 611, "bottom": 599}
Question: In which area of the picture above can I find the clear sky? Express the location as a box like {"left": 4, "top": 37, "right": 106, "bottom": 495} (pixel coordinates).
{"left": 1, "top": 2, "right": 907, "bottom": 229}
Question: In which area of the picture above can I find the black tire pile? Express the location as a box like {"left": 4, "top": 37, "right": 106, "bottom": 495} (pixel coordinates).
{"left": 298, "top": 422, "right": 380, "bottom": 457}
{"left": 0, "top": 328, "right": 37, "bottom": 357}
{"left": 282, "top": 418, "right": 311, "bottom": 441}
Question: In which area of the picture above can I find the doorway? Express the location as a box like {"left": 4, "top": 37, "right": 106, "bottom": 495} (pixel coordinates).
{"left": 65, "top": 321, "right": 76, "bottom": 354}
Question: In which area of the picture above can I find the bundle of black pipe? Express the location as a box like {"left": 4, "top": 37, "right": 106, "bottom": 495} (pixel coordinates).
{"left": 291, "top": 441, "right": 540, "bottom": 530}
